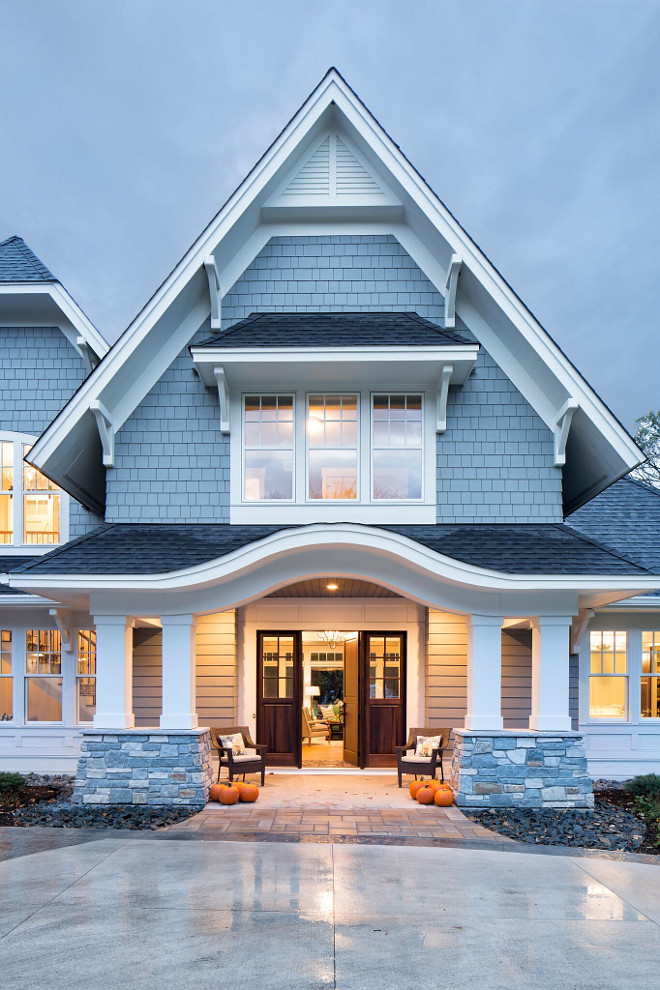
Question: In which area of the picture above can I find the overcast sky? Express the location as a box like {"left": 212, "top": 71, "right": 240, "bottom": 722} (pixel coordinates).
{"left": 1, "top": 0, "right": 659, "bottom": 428}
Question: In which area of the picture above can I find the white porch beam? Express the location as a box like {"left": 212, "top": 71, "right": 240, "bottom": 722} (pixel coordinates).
{"left": 465, "top": 614, "right": 504, "bottom": 730}
{"left": 553, "top": 398, "right": 578, "bottom": 467}
{"left": 204, "top": 256, "right": 222, "bottom": 330}
{"left": 529, "top": 616, "right": 573, "bottom": 731}
{"left": 160, "top": 614, "right": 198, "bottom": 731}
{"left": 443, "top": 253, "right": 462, "bottom": 329}
{"left": 90, "top": 399, "right": 115, "bottom": 467}
{"left": 213, "top": 366, "right": 230, "bottom": 434}
{"left": 92, "top": 615, "right": 135, "bottom": 729}
{"left": 436, "top": 364, "right": 454, "bottom": 433}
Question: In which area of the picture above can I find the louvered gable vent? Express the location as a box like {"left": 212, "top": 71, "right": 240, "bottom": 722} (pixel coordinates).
{"left": 281, "top": 135, "right": 330, "bottom": 196}
{"left": 336, "top": 136, "right": 381, "bottom": 195}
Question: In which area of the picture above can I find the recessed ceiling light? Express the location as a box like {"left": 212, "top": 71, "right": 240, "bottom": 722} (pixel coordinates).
{"left": 326, "top": 582, "right": 339, "bottom": 591}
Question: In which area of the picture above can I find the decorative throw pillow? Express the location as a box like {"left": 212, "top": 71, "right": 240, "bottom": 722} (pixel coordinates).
{"left": 332, "top": 703, "right": 341, "bottom": 717}
{"left": 220, "top": 732, "right": 247, "bottom": 756}
{"left": 415, "top": 735, "right": 441, "bottom": 758}
{"left": 320, "top": 704, "right": 335, "bottom": 719}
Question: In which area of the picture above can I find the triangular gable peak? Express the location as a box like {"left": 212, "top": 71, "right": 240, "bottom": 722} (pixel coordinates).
{"left": 27, "top": 68, "right": 641, "bottom": 516}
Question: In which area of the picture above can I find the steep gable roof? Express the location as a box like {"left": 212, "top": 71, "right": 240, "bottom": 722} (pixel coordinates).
{"left": 26, "top": 68, "right": 642, "bottom": 514}
{"left": 0, "top": 236, "right": 54, "bottom": 282}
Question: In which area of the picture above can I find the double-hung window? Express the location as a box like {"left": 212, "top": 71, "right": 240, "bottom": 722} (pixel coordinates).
{"left": 77, "top": 629, "right": 97, "bottom": 723}
{"left": 25, "top": 629, "right": 62, "bottom": 722}
{"left": 371, "top": 395, "right": 423, "bottom": 500}
{"left": 307, "top": 394, "right": 358, "bottom": 500}
{"left": 641, "top": 632, "right": 660, "bottom": 719}
{"left": 243, "top": 396, "right": 294, "bottom": 501}
{"left": 589, "top": 631, "right": 627, "bottom": 719}
{"left": 0, "top": 631, "right": 12, "bottom": 721}
{"left": 0, "top": 436, "right": 62, "bottom": 546}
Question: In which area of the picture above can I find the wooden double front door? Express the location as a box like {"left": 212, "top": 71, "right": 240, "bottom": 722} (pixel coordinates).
{"left": 256, "top": 630, "right": 406, "bottom": 768}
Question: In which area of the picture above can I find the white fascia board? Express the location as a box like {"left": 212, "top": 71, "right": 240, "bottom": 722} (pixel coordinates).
{"left": 0, "top": 282, "right": 108, "bottom": 360}
{"left": 7, "top": 523, "right": 660, "bottom": 598}
{"left": 191, "top": 346, "right": 478, "bottom": 390}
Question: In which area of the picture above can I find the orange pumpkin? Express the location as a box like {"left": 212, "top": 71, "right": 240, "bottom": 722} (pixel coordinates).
{"left": 434, "top": 787, "right": 454, "bottom": 807}
{"left": 409, "top": 780, "right": 426, "bottom": 801}
{"left": 218, "top": 783, "right": 240, "bottom": 805}
{"left": 239, "top": 783, "right": 259, "bottom": 803}
{"left": 209, "top": 783, "right": 225, "bottom": 802}
{"left": 427, "top": 779, "right": 444, "bottom": 793}
{"left": 416, "top": 784, "right": 435, "bottom": 805}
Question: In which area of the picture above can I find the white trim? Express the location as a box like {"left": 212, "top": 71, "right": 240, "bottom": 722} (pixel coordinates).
{"left": 0, "top": 432, "right": 68, "bottom": 550}
{"left": 90, "top": 400, "right": 114, "bottom": 467}
{"left": 553, "top": 398, "right": 578, "bottom": 467}
{"left": 435, "top": 365, "right": 453, "bottom": 434}
{"left": 204, "top": 256, "right": 222, "bottom": 330}
{"left": 0, "top": 282, "right": 107, "bottom": 360}
{"left": 443, "top": 254, "right": 462, "bottom": 329}
{"left": 213, "top": 367, "right": 230, "bottom": 435}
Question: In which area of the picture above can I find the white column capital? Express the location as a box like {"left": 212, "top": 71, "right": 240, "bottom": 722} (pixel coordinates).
{"left": 93, "top": 614, "right": 135, "bottom": 628}
{"left": 160, "top": 613, "right": 198, "bottom": 628}
{"left": 531, "top": 615, "right": 574, "bottom": 629}
{"left": 467, "top": 614, "right": 504, "bottom": 628}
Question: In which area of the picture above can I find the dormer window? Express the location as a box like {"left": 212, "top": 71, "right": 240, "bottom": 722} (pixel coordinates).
{"left": 0, "top": 435, "right": 64, "bottom": 548}
{"left": 307, "top": 394, "right": 358, "bottom": 500}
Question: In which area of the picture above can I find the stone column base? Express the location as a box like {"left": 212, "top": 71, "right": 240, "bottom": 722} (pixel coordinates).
{"left": 72, "top": 728, "right": 212, "bottom": 807}
{"left": 449, "top": 729, "right": 594, "bottom": 809}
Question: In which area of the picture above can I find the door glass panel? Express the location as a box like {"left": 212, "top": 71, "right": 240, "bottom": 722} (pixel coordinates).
{"left": 262, "top": 635, "right": 294, "bottom": 699}
{"left": 367, "top": 635, "right": 401, "bottom": 700}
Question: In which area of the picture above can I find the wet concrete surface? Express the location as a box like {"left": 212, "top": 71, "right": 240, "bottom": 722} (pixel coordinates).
{"left": 0, "top": 835, "right": 659, "bottom": 988}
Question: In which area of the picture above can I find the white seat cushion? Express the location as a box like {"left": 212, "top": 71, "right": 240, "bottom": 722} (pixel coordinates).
{"left": 400, "top": 754, "right": 431, "bottom": 764}
{"left": 230, "top": 749, "right": 259, "bottom": 762}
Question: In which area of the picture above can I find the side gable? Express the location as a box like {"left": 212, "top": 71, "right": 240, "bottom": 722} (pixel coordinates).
{"left": 25, "top": 70, "right": 642, "bottom": 516}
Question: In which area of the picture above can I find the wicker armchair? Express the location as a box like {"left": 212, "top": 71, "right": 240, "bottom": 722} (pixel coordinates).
{"left": 210, "top": 726, "right": 267, "bottom": 786}
{"left": 396, "top": 727, "right": 452, "bottom": 787}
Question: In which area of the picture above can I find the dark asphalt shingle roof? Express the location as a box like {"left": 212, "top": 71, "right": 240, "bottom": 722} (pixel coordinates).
{"left": 0, "top": 556, "right": 41, "bottom": 595}
{"left": 0, "top": 236, "right": 54, "bottom": 282}
{"left": 567, "top": 477, "right": 660, "bottom": 592}
{"left": 6, "top": 523, "right": 652, "bottom": 578}
{"left": 195, "top": 312, "right": 475, "bottom": 348}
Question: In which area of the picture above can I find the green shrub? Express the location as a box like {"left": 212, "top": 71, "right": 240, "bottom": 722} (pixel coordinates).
{"left": 626, "top": 774, "right": 660, "bottom": 800}
{"left": 0, "top": 771, "right": 25, "bottom": 798}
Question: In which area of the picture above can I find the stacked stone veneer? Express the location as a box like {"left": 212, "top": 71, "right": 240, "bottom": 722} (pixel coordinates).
{"left": 450, "top": 730, "right": 594, "bottom": 809}
{"left": 72, "top": 729, "right": 213, "bottom": 807}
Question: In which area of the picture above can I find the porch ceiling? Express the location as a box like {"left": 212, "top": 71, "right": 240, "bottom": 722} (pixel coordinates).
{"left": 267, "top": 578, "right": 400, "bottom": 598}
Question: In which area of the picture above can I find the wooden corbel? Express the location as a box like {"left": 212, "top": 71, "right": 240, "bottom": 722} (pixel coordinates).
{"left": 443, "top": 254, "right": 462, "bottom": 329}
{"left": 213, "top": 366, "right": 230, "bottom": 434}
{"left": 76, "top": 336, "right": 100, "bottom": 375}
{"left": 90, "top": 400, "right": 115, "bottom": 467}
{"left": 570, "top": 608, "right": 594, "bottom": 653}
{"left": 204, "top": 256, "right": 222, "bottom": 330}
{"left": 553, "top": 398, "right": 578, "bottom": 466}
{"left": 436, "top": 364, "right": 454, "bottom": 433}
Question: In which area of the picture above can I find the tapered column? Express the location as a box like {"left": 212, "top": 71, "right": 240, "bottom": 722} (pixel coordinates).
{"left": 160, "top": 614, "right": 198, "bottom": 730}
{"left": 93, "top": 615, "right": 135, "bottom": 729}
{"left": 465, "top": 614, "right": 504, "bottom": 730}
{"left": 529, "top": 616, "right": 573, "bottom": 731}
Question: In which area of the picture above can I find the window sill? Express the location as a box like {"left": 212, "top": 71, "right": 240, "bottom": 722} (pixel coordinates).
{"left": 230, "top": 503, "right": 437, "bottom": 525}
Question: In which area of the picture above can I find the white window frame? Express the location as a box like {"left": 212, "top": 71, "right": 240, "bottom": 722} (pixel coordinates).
{"left": 587, "top": 630, "right": 629, "bottom": 722}
{"left": 241, "top": 394, "right": 296, "bottom": 504}
{"left": 231, "top": 388, "right": 436, "bottom": 524}
{"left": 24, "top": 628, "right": 64, "bottom": 725}
{"left": 641, "top": 631, "right": 660, "bottom": 720}
{"left": 305, "top": 393, "right": 360, "bottom": 503}
{"left": 0, "top": 629, "right": 13, "bottom": 722}
{"left": 0, "top": 432, "right": 69, "bottom": 555}
{"left": 370, "top": 392, "right": 424, "bottom": 503}
{"left": 76, "top": 628, "right": 97, "bottom": 724}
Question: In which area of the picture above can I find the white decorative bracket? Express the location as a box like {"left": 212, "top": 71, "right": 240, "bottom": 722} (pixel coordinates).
{"left": 553, "top": 398, "right": 578, "bottom": 466}
{"left": 90, "top": 399, "right": 115, "bottom": 467}
{"left": 76, "top": 336, "right": 100, "bottom": 375}
{"left": 443, "top": 254, "right": 462, "bottom": 329}
{"left": 204, "top": 256, "right": 222, "bottom": 330}
{"left": 570, "top": 608, "right": 594, "bottom": 653}
{"left": 436, "top": 364, "right": 454, "bottom": 433}
{"left": 49, "top": 608, "right": 72, "bottom": 648}
{"left": 213, "top": 366, "right": 230, "bottom": 434}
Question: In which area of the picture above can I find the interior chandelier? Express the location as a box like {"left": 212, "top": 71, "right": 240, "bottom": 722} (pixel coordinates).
{"left": 319, "top": 630, "right": 347, "bottom": 650}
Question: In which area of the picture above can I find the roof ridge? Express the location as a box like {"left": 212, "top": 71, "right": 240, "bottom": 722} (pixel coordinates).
{"left": 621, "top": 474, "right": 660, "bottom": 498}
{"left": 555, "top": 523, "right": 654, "bottom": 575}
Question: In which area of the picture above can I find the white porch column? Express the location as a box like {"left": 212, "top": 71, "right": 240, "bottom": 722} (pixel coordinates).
{"left": 93, "top": 615, "right": 135, "bottom": 729}
{"left": 465, "top": 614, "right": 504, "bottom": 730}
{"left": 160, "top": 614, "right": 198, "bottom": 730}
{"left": 529, "top": 616, "right": 573, "bottom": 731}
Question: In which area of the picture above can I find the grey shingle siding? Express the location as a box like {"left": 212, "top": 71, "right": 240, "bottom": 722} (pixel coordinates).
{"left": 437, "top": 349, "right": 562, "bottom": 522}
{"left": 106, "top": 344, "right": 230, "bottom": 523}
{"left": 0, "top": 236, "right": 54, "bottom": 282}
{"left": 222, "top": 234, "right": 446, "bottom": 324}
{"left": 112, "top": 234, "right": 560, "bottom": 524}
{"left": 0, "top": 326, "right": 103, "bottom": 537}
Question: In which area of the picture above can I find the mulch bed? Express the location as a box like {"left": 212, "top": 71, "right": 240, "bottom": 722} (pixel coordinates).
{"left": 465, "top": 791, "right": 659, "bottom": 855}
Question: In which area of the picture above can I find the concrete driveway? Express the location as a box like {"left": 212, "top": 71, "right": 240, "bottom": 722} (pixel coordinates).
{"left": 0, "top": 835, "right": 658, "bottom": 989}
